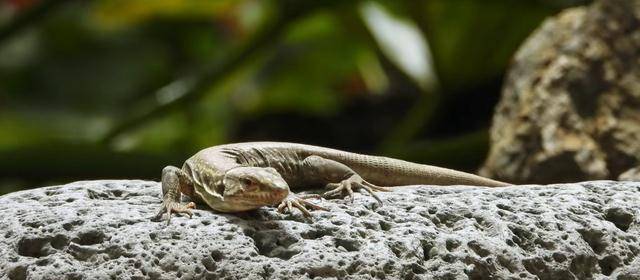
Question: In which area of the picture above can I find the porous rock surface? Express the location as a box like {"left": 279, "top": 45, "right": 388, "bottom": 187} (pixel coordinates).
{"left": 481, "top": 0, "right": 640, "bottom": 184}
{"left": 1, "top": 180, "right": 639, "bottom": 280}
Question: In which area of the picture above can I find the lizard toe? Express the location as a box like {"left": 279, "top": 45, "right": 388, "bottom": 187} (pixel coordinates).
{"left": 152, "top": 201, "right": 196, "bottom": 225}
{"left": 277, "top": 194, "right": 327, "bottom": 217}
{"left": 322, "top": 175, "right": 389, "bottom": 205}
{"left": 322, "top": 183, "right": 346, "bottom": 198}
{"left": 291, "top": 200, "right": 311, "bottom": 217}
{"left": 356, "top": 183, "right": 383, "bottom": 205}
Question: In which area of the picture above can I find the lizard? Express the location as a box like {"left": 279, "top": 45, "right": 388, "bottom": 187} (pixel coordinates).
{"left": 153, "top": 142, "right": 510, "bottom": 224}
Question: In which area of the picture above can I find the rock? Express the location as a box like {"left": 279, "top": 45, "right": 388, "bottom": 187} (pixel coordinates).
{"left": 0, "top": 180, "right": 639, "bottom": 279}
{"left": 619, "top": 166, "right": 640, "bottom": 181}
{"left": 481, "top": 0, "right": 640, "bottom": 184}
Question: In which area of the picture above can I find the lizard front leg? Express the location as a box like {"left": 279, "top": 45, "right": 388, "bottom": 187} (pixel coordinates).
{"left": 302, "top": 155, "right": 390, "bottom": 204}
{"left": 276, "top": 193, "right": 327, "bottom": 217}
{"left": 152, "top": 166, "right": 196, "bottom": 225}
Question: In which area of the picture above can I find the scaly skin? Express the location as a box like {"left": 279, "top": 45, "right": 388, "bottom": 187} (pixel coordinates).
{"left": 153, "top": 142, "right": 510, "bottom": 223}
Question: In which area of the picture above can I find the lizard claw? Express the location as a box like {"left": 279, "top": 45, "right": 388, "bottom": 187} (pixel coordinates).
{"left": 277, "top": 194, "right": 327, "bottom": 218}
{"left": 152, "top": 201, "right": 196, "bottom": 225}
{"left": 322, "top": 175, "right": 390, "bottom": 205}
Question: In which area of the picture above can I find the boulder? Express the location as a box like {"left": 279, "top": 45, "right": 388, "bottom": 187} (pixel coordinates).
{"left": 1, "top": 180, "right": 639, "bottom": 279}
{"left": 620, "top": 166, "right": 640, "bottom": 181}
{"left": 481, "top": 0, "right": 640, "bottom": 184}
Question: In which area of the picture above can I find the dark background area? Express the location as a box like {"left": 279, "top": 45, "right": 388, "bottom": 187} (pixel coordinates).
{"left": 0, "top": 0, "right": 588, "bottom": 194}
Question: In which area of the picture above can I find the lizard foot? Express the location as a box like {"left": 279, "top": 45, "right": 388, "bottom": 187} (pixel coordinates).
{"left": 152, "top": 201, "right": 196, "bottom": 225}
{"left": 277, "top": 194, "right": 328, "bottom": 217}
{"left": 322, "top": 175, "right": 390, "bottom": 204}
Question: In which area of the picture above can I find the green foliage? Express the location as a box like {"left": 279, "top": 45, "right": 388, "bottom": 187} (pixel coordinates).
{"left": 415, "top": 0, "right": 555, "bottom": 91}
{"left": 0, "top": 0, "right": 580, "bottom": 190}
{"left": 250, "top": 12, "right": 369, "bottom": 114}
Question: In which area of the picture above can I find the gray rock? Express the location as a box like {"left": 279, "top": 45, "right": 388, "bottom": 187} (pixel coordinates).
{"left": 481, "top": 0, "right": 640, "bottom": 184}
{"left": 0, "top": 180, "right": 639, "bottom": 280}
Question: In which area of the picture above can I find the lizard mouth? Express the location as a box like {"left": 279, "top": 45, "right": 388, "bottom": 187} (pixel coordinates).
{"left": 226, "top": 190, "right": 288, "bottom": 206}
{"left": 207, "top": 191, "right": 288, "bottom": 213}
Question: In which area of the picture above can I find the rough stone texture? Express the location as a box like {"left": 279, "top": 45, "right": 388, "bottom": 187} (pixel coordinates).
{"left": 620, "top": 166, "right": 640, "bottom": 181}
{"left": 480, "top": 0, "right": 640, "bottom": 184}
{"left": 0, "top": 180, "right": 639, "bottom": 279}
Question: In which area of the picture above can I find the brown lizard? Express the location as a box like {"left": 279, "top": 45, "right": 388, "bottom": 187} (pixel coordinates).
{"left": 153, "top": 142, "right": 509, "bottom": 223}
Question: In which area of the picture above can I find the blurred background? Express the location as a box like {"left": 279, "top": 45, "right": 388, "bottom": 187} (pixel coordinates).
{"left": 0, "top": 0, "right": 588, "bottom": 194}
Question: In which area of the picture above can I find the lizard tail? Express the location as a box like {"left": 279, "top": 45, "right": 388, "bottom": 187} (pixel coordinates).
{"left": 325, "top": 152, "right": 510, "bottom": 187}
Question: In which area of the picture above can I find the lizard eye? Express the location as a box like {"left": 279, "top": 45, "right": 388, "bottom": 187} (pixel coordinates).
{"left": 241, "top": 178, "right": 253, "bottom": 186}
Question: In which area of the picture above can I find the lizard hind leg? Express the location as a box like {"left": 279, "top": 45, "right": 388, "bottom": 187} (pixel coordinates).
{"left": 302, "top": 155, "right": 391, "bottom": 205}
{"left": 152, "top": 166, "right": 196, "bottom": 225}
{"left": 323, "top": 175, "right": 390, "bottom": 204}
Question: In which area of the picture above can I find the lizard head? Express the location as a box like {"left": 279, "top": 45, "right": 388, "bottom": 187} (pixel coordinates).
{"left": 202, "top": 166, "right": 290, "bottom": 212}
